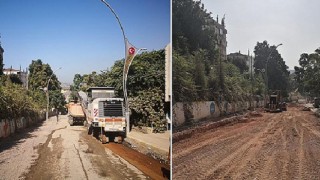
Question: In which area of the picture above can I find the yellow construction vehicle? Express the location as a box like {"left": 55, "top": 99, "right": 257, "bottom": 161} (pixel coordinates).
{"left": 266, "top": 90, "right": 287, "bottom": 112}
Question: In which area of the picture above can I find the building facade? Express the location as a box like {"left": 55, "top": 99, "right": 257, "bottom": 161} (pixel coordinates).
{"left": 227, "top": 51, "right": 254, "bottom": 73}
{"left": 3, "top": 67, "right": 28, "bottom": 88}
{"left": 204, "top": 15, "right": 228, "bottom": 61}
{"left": 215, "top": 16, "right": 228, "bottom": 61}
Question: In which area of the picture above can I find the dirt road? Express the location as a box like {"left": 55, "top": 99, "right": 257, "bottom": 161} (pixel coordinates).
{"left": 173, "top": 105, "right": 320, "bottom": 180}
{"left": 0, "top": 115, "right": 168, "bottom": 180}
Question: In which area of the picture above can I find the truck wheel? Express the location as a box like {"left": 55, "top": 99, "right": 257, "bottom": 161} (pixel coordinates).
{"left": 101, "top": 134, "right": 107, "bottom": 144}
{"left": 69, "top": 119, "right": 74, "bottom": 126}
{"left": 114, "top": 136, "right": 118, "bottom": 143}
{"left": 83, "top": 120, "right": 87, "bottom": 127}
{"left": 88, "top": 125, "right": 93, "bottom": 135}
{"left": 117, "top": 136, "right": 123, "bottom": 144}
{"left": 93, "top": 128, "right": 100, "bottom": 139}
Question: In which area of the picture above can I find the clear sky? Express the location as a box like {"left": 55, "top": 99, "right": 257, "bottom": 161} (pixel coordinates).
{"left": 0, "top": 0, "right": 170, "bottom": 84}
{"left": 201, "top": 0, "right": 320, "bottom": 70}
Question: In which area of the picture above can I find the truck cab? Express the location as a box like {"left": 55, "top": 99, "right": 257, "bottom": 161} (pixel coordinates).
{"left": 87, "top": 87, "right": 126, "bottom": 143}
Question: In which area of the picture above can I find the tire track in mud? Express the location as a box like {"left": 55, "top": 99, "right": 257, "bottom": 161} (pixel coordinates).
{"left": 212, "top": 116, "right": 286, "bottom": 180}
{"left": 206, "top": 117, "right": 281, "bottom": 179}
{"left": 297, "top": 119, "right": 320, "bottom": 179}
{"left": 174, "top": 114, "right": 279, "bottom": 179}
{"left": 173, "top": 105, "right": 320, "bottom": 180}
{"left": 298, "top": 128, "right": 305, "bottom": 179}
{"left": 174, "top": 118, "right": 262, "bottom": 160}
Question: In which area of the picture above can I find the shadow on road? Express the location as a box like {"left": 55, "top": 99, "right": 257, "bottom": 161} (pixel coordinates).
{"left": 0, "top": 120, "right": 46, "bottom": 153}
{"left": 161, "top": 167, "right": 170, "bottom": 179}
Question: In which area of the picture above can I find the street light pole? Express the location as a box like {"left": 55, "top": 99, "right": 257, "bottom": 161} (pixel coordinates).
{"left": 265, "top": 43, "right": 282, "bottom": 107}
{"left": 100, "top": 0, "right": 146, "bottom": 135}
{"left": 46, "top": 67, "right": 62, "bottom": 120}
{"left": 124, "top": 48, "right": 147, "bottom": 134}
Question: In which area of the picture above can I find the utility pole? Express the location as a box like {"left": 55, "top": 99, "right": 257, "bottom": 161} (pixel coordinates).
{"left": 250, "top": 53, "right": 254, "bottom": 110}
{"left": 100, "top": 0, "right": 146, "bottom": 135}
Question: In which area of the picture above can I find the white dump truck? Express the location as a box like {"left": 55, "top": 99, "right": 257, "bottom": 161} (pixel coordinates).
{"left": 86, "top": 87, "right": 126, "bottom": 143}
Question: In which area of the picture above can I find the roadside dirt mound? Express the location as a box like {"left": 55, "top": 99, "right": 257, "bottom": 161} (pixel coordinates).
{"left": 173, "top": 112, "right": 259, "bottom": 144}
{"left": 247, "top": 110, "right": 263, "bottom": 117}
{"left": 287, "top": 102, "right": 303, "bottom": 107}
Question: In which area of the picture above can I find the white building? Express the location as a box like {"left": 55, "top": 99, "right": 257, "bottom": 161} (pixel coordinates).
{"left": 3, "top": 67, "right": 28, "bottom": 88}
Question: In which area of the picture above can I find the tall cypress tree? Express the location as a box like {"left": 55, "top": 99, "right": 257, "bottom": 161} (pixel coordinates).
{"left": 0, "top": 44, "right": 4, "bottom": 75}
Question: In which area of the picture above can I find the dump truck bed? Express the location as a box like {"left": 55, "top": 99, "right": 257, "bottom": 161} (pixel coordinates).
{"left": 68, "top": 103, "right": 85, "bottom": 117}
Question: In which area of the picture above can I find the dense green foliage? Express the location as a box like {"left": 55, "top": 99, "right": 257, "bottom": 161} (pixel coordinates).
{"left": 0, "top": 77, "right": 43, "bottom": 120}
{"left": 71, "top": 74, "right": 83, "bottom": 91}
{"left": 28, "top": 59, "right": 61, "bottom": 91}
{"left": 229, "top": 55, "right": 249, "bottom": 74}
{"left": 0, "top": 46, "right": 3, "bottom": 75}
{"left": 8, "top": 74, "right": 23, "bottom": 84}
{"left": 72, "top": 50, "right": 166, "bottom": 128}
{"left": 253, "top": 41, "right": 290, "bottom": 96}
{"left": 172, "top": 0, "right": 290, "bottom": 104}
{"left": 294, "top": 48, "right": 320, "bottom": 97}
{"left": 173, "top": 0, "right": 259, "bottom": 103}
{"left": 28, "top": 59, "right": 66, "bottom": 111}
{"left": 0, "top": 59, "right": 66, "bottom": 121}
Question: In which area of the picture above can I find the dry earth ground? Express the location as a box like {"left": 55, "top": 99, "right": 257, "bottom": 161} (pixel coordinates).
{"left": 173, "top": 105, "right": 320, "bottom": 180}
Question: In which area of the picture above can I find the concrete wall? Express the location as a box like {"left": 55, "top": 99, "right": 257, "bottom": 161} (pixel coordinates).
{"left": 173, "top": 100, "right": 264, "bottom": 127}
{"left": 0, "top": 112, "right": 50, "bottom": 138}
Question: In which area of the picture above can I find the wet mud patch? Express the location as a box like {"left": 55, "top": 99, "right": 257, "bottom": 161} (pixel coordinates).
{"left": 80, "top": 131, "right": 147, "bottom": 179}
{"left": 22, "top": 126, "right": 66, "bottom": 180}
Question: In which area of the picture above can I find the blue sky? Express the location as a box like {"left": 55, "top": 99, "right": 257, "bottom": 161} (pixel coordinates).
{"left": 0, "top": 0, "right": 170, "bottom": 84}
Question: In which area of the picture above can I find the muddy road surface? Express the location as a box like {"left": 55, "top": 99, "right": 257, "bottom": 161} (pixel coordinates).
{"left": 173, "top": 105, "right": 320, "bottom": 180}
{"left": 0, "top": 115, "right": 168, "bottom": 180}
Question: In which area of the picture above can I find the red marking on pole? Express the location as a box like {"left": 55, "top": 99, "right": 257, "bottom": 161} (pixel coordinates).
{"left": 129, "top": 47, "right": 135, "bottom": 55}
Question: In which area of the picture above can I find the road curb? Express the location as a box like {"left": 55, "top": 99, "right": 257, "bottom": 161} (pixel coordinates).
{"left": 124, "top": 136, "right": 169, "bottom": 163}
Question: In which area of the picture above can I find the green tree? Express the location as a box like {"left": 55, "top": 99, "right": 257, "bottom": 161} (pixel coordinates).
{"left": 173, "top": 0, "right": 217, "bottom": 59}
{"left": 0, "top": 79, "right": 43, "bottom": 121}
{"left": 71, "top": 74, "right": 83, "bottom": 91}
{"left": 28, "top": 59, "right": 65, "bottom": 111}
{"left": 228, "top": 55, "right": 249, "bottom": 74}
{"left": 28, "top": 59, "right": 61, "bottom": 91}
{"left": 173, "top": 0, "right": 233, "bottom": 103}
{"left": 294, "top": 48, "right": 320, "bottom": 96}
{"left": 253, "top": 41, "right": 289, "bottom": 96}
{"left": 0, "top": 45, "right": 4, "bottom": 75}
{"left": 172, "top": 52, "right": 197, "bottom": 103}
{"left": 9, "top": 74, "right": 23, "bottom": 85}
{"left": 50, "top": 90, "right": 66, "bottom": 111}
{"left": 74, "top": 50, "right": 166, "bottom": 128}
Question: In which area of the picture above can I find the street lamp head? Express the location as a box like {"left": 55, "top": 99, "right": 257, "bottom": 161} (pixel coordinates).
{"left": 276, "top": 43, "right": 283, "bottom": 48}
{"left": 140, "top": 48, "right": 147, "bottom": 51}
